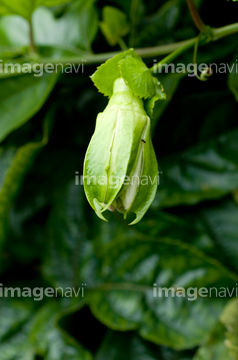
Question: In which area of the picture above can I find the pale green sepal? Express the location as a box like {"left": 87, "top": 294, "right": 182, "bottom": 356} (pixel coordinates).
{"left": 144, "top": 78, "right": 166, "bottom": 118}
{"left": 128, "top": 119, "right": 158, "bottom": 225}
{"left": 83, "top": 111, "right": 118, "bottom": 210}
{"left": 93, "top": 199, "right": 108, "bottom": 222}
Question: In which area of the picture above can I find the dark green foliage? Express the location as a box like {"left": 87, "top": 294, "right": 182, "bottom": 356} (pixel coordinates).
{"left": 0, "top": 0, "right": 238, "bottom": 359}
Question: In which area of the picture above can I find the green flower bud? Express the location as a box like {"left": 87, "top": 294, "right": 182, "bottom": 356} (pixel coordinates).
{"left": 83, "top": 78, "right": 158, "bottom": 224}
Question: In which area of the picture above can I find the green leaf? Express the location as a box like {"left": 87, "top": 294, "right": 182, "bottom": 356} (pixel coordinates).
{"left": 50, "top": 0, "right": 98, "bottom": 52}
{"left": 91, "top": 50, "right": 166, "bottom": 103}
{"left": 134, "top": 0, "right": 181, "bottom": 47}
{"left": 95, "top": 331, "right": 192, "bottom": 360}
{"left": 0, "top": 0, "right": 73, "bottom": 21}
{"left": 89, "top": 236, "right": 236, "bottom": 350}
{"left": 136, "top": 209, "right": 213, "bottom": 251}
{"left": 0, "top": 115, "right": 49, "bottom": 246}
{"left": 193, "top": 323, "right": 233, "bottom": 360}
{"left": 90, "top": 50, "right": 132, "bottom": 97}
{"left": 199, "top": 199, "right": 238, "bottom": 273}
{"left": 0, "top": 4, "right": 98, "bottom": 52}
{"left": 95, "top": 331, "right": 160, "bottom": 360}
{"left": 156, "top": 128, "right": 238, "bottom": 207}
{"left": 228, "top": 58, "right": 238, "bottom": 101}
{"left": 0, "top": 298, "right": 34, "bottom": 341}
{"left": 42, "top": 180, "right": 92, "bottom": 288}
{"left": 0, "top": 329, "right": 35, "bottom": 360}
{"left": 119, "top": 53, "right": 165, "bottom": 99}
{"left": 29, "top": 302, "right": 92, "bottom": 360}
{"left": 0, "top": 297, "right": 36, "bottom": 360}
{"left": 0, "top": 73, "right": 57, "bottom": 142}
{"left": 0, "top": 300, "right": 92, "bottom": 360}
{"left": 128, "top": 0, "right": 145, "bottom": 47}
{"left": 100, "top": 6, "right": 130, "bottom": 46}
{"left": 220, "top": 299, "right": 238, "bottom": 360}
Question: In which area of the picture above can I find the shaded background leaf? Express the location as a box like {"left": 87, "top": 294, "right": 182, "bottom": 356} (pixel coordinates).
{"left": 220, "top": 299, "right": 238, "bottom": 360}
{"left": 100, "top": 6, "right": 130, "bottom": 46}
{"left": 0, "top": 73, "right": 57, "bottom": 142}
{"left": 228, "top": 57, "right": 238, "bottom": 101}
{"left": 0, "top": 0, "right": 73, "bottom": 20}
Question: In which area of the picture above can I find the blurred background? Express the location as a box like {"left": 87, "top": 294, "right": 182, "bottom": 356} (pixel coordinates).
{"left": 0, "top": 0, "right": 238, "bottom": 359}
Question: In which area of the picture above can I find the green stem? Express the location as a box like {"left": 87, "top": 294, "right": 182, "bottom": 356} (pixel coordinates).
{"left": 186, "top": 0, "right": 206, "bottom": 32}
{"left": 118, "top": 38, "right": 128, "bottom": 51}
{"left": 150, "top": 38, "right": 196, "bottom": 73}
{"left": 40, "top": 22, "right": 238, "bottom": 66}
{"left": 29, "top": 19, "right": 36, "bottom": 53}
{"left": 40, "top": 38, "right": 198, "bottom": 65}
{"left": 213, "top": 22, "right": 238, "bottom": 39}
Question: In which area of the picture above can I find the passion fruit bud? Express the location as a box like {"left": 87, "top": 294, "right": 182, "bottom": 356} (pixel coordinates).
{"left": 83, "top": 77, "right": 158, "bottom": 224}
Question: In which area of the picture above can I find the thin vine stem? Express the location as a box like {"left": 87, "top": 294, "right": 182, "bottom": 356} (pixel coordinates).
{"left": 150, "top": 39, "right": 196, "bottom": 73}
{"left": 118, "top": 38, "right": 128, "bottom": 51}
{"left": 38, "top": 22, "right": 238, "bottom": 66}
{"left": 29, "top": 19, "right": 36, "bottom": 53}
{"left": 39, "top": 38, "right": 197, "bottom": 65}
{"left": 213, "top": 22, "right": 238, "bottom": 39}
{"left": 186, "top": 0, "right": 206, "bottom": 32}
